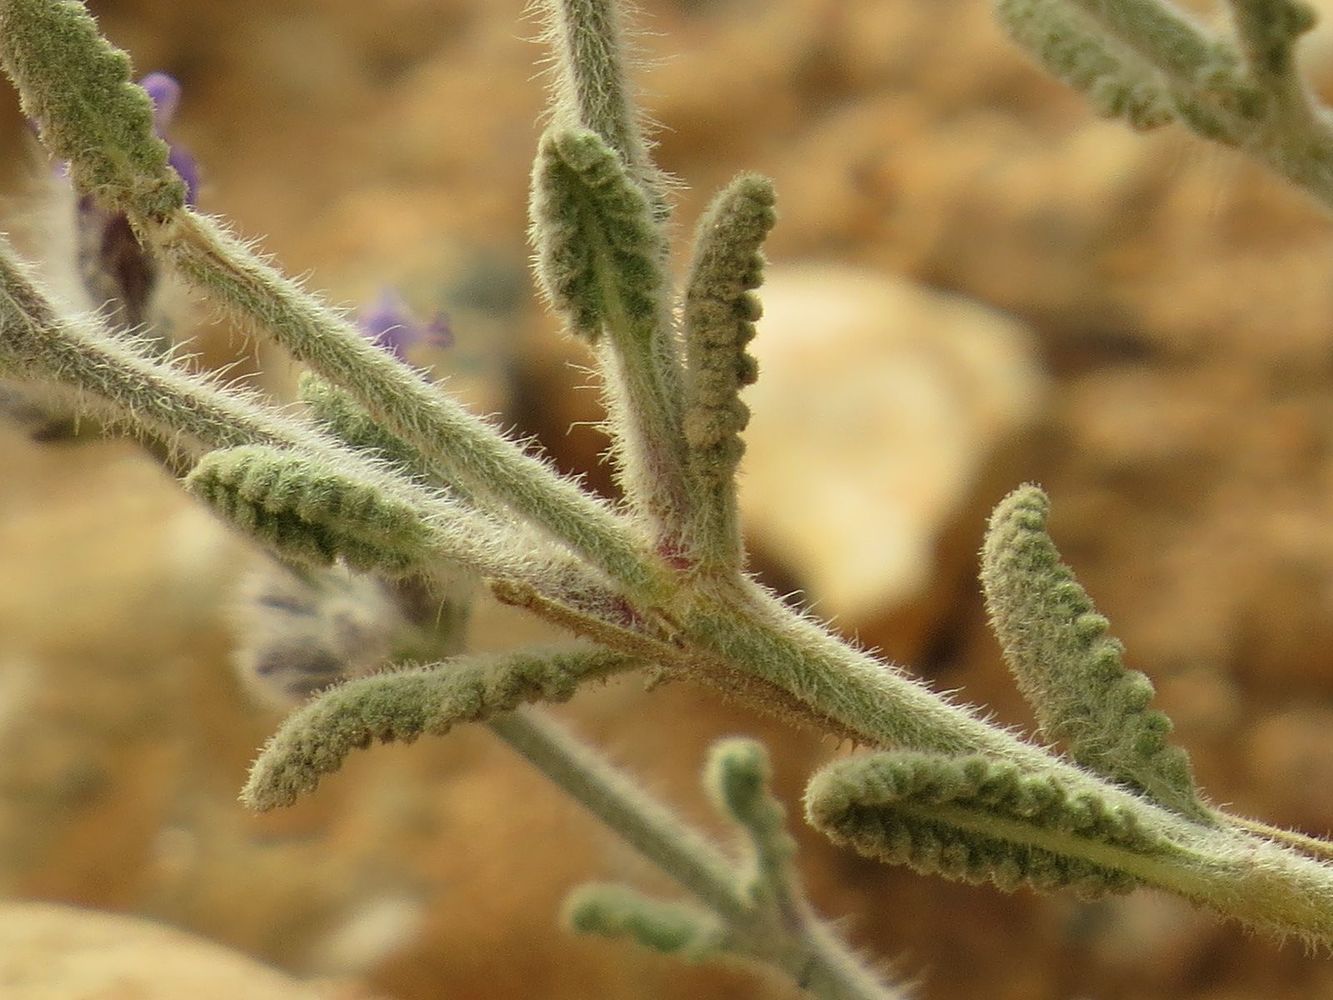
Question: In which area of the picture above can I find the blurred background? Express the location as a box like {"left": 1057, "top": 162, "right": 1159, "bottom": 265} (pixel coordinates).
{"left": 2, "top": 0, "right": 1333, "bottom": 996}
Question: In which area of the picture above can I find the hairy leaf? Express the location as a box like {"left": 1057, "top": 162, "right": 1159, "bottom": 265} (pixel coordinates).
{"left": 996, "top": 0, "right": 1175, "bottom": 129}
{"left": 244, "top": 648, "right": 638, "bottom": 810}
{"left": 981, "top": 485, "right": 1207, "bottom": 820}
{"left": 564, "top": 883, "right": 729, "bottom": 961}
{"left": 186, "top": 444, "right": 435, "bottom": 574}
{"left": 0, "top": 0, "right": 185, "bottom": 216}
{"left": 681, "top": 174, "right": 776, "bottom": 569}
{"left": 529, "top": 126, "right": 666, "bottom": 342}
{"left": 807, "top": 750, "right": 1176, "bottom": 897}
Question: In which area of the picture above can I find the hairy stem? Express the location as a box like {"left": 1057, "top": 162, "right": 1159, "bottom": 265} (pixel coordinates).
{"left": 540, "top": 0, "right": 668, "bottom": 211}
{"left": 135, "top": 209, "right": 676, "bottom": 602}
{"left": 1062, "top": 0, "right": 1333, "bottom": 206}
{"left": 0, "top": 235, "right": 564, "bottom": 583}
{"left": 1228, "top": 815, "right": 1333, "bottom": 863}
{"left": 490, "top": 711, "right": 906, "bottom": 999}
{"left": 492, "top": 710, "right": 748, "bottom": 920}
{"left": 682, "top": 582, "right": 1333, "bottom": 941}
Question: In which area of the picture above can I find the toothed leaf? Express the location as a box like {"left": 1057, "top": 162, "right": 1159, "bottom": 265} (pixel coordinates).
{"left": 243, "top": 647, "right": 637, "bottom": 810}
{"left": 185, "top": 444, "right": 435, "bottom": 575}
{"left": 806, "top": 750, "right": 1176, "bottom": 897}
{"left": 528, "top": 127, "right": 666, "bottom": 343}
{"left": 981, "top": 485, "right": 1207, "bottom": 820}
{"left": 681, "top": 174, "right": 776, "bottom": 569}
{"left": 0, "top": 0, "right": 185, "bottom": 216}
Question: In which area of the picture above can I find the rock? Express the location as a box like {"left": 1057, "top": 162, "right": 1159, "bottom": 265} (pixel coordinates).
{"left": 738, "top": 264, "right": 1046, "bottom": 624}
{"left": 0, "top": 901, "right": 374, "bottom": 999}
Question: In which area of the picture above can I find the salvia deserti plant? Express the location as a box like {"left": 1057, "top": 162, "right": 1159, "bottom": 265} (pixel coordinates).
{"left": 2, "top": 0, "right": 1333, "bottom": 995}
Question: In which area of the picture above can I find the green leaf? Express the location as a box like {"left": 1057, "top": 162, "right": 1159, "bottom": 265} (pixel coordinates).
{"left": 564, "top": 883, "right": 729, "bottom": 961}
{"left": 528, "top": 126, "right": 667, "bottom": 343}
{"left": 0, "top": 0, "right": 185, "bottom": 217}
{"left": 980, "top": 485, "right": 1208, "bottom": 820}
{"left": 806, "top": 750, "right": 1176, "bottom": 897}
{"left": 996, "top": 0, "right": 1175, "bottom": 129}
{"left": 681, "top": 174, "right": 776, "bottom": 569}
{"left": 706, "top": 737, "right": 800, "bottom": 911}
{"left": 243, "top": 648, "right": 638, "bottom": 810}
{"left": 185, "top": 444, "right": 435, "bottom": 574}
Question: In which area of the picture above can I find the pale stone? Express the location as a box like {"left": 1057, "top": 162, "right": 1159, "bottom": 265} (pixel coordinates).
{"left": 0, "top": 902, "right": 363, "bottom": 999}
{"left": 739, "top": 264, "right": 1045, "bottom": 622}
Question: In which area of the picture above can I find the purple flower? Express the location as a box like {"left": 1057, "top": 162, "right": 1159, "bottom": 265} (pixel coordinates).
{"left": 357, "top": 288, "right": 453, "bottom": 363}
{"left": 140, "top": 72, "right": 180, "bottom": 129}
{"left": 69, "top": 72, "right": 198, "bottom": 329}
{"left": 138, "top": 72, "right": 198, "bottom": 205}
{"left": 39, "top": 72, "right": 198, "bottom": 205}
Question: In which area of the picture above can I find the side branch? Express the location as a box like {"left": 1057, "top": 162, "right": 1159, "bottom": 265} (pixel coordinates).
{"left": 493, "top": 713, "right": 907, "bottom": 999}
{"left": 1016, "top": 0, "right": 1333, "bottom": 209}
{"left": 0, "top": 235, "right": 555, "bottom": 584}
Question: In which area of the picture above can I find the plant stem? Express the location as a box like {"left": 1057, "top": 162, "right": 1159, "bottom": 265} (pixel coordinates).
{"left": 539, "top": 0, "right": 692, "bottom": 549}
{"left": 136, "top": 209, "right": 677, "bottom": 603}
{"left": 541, "top": 0, "right": 666, "bottom": 208}
{"left": 489, "top": 710, "right": 907, "bottom": 999}
{"left": 682, "top": 582, "right": 1333, "bottom": 941}
{"left": 490, "top": 710, "right": 749, "bottom": 920}
{"left": 0, "top": 234, "right": 568, "bottom": 583}
{"left": 1065, "top": 0, "right": 1333, "bottom": 207}
{"left": 1228, "top": 815, "right": 1333, "bottom": 862}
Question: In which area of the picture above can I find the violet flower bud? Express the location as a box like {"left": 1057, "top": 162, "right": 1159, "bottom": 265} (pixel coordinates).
{"left": 357, "top": 288, "right": 454, "bottom": 363}
{"left": 74, "top": 72, "right": 198, "bottom": 330}
{"left": 138, "top": 72, "right": 199, "bottom": 205}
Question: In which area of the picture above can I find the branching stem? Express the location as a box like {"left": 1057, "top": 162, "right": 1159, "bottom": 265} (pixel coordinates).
{"left": 136, "top": 209, "right": 677, "bottom": 603}
{"left": 490, "top": 710, "right": 905, "bottom": 999}
{"left": 1061, "top": 0, "right": 1333, "bottom": 205}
